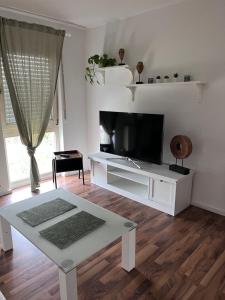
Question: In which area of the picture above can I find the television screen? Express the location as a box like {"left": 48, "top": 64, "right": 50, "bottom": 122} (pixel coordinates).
{"left": 99, "top": 111, "right": 164, "bottom": 164}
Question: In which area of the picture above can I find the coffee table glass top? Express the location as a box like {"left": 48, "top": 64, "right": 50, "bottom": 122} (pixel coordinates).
{"left": 0, "top": 189, "right": 137, "bottom": 273}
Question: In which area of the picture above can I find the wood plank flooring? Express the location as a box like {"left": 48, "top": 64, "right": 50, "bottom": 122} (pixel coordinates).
{"left": 0, "top": 174, "right": 225, "bottom": 299}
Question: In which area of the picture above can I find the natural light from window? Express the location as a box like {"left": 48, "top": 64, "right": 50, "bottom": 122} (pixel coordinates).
{"left": 5, "top": 132, "right": 56, "bottom": 183}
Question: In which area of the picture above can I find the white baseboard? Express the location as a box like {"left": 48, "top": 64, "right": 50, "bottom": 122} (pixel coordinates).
{"left": 192, "top": 201, "right": 225, "bottom": 217}
{"left": 64, "top": 171, "right": 79, "bottom": 177}
{"left": 64, "top": 169, "right": 88, "bottom": 177}
{"left": 0, "top": 290, "right": 6, "bottom": 300}
{"left": 0, "top": 189, "right": 12, "bottom": 197}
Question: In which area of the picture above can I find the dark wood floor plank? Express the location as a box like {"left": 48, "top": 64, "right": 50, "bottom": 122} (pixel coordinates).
{"left": 200, "top": 249, "right": 225, "bottom": 287}
{"left": 0, "top": 173, "right": 225, "bottom": 299}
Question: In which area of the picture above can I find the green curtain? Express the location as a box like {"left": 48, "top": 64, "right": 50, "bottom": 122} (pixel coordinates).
{"left": 0, "top": 17, "right": 65, "bottom": 191}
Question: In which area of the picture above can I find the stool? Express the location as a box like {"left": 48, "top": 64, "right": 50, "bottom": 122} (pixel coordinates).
{"left": 52, "top": 150, "right": 84, "bottom": 188}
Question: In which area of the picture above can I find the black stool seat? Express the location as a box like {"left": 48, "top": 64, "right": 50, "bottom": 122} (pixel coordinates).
{"left": 52, "top": 150, "right": 84, "bottom": 188}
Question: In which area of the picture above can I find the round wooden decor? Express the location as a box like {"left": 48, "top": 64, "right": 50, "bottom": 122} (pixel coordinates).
{"left": 170, "top": 135, "right": 192, "bottom": 160}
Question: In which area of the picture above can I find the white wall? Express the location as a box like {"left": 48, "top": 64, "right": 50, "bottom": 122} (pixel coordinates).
{"left": 0, "top": 9, "right": 88, "bottom": 191}
{"left": 60, "top": 26, "right": 88, "bottom": 169}
{"left": 85, "top": 0, "right": 225, "bottom": 215}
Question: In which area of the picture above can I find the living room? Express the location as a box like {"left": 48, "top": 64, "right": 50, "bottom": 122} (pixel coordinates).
{"left": 0, "top": 0, "right": 225, "bottom": 299}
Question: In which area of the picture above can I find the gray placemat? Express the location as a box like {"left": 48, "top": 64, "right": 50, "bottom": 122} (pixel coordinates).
{"left": 17, "top": 198, "right": 77, "bottom": 227}
{"left": 39, "top": 211, "right": 105, "bottom": 249}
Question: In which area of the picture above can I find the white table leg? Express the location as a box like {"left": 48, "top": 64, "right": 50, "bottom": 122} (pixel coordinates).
{"left": 0, "top": 216, "right": 13, "bottom": 252}
{"left": 121, "top": 228, "right": 136, "bottom": 272}
{"left": 59, "top": 268, "right": 77, "bottom": 300}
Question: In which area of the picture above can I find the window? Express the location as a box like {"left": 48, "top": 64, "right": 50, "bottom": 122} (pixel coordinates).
{"left": 0, "top": 56, "right": 59, "bottom": 185}
{"left": 5, "top": 132, "right": 57, "bottom": 184}
{"left": 2, "top": 74, "right": 15, "bottom": 124}
{"left": 0, "top": 55, "right": 57, "bottom": 135}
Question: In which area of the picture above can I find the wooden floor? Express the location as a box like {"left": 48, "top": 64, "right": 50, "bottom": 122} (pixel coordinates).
{"left": 0, "top": 174, "right": 225, "bottom": 300}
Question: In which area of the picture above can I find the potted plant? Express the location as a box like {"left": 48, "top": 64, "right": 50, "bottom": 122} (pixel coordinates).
{"left": 164, "top": 75, "right": 170, "bottom": 83}
{"left": 156, "top": 76, "right": 161, "bottom": 83}
{"left": 85, "top": 54, "right": 117, "bottom": 85}
{"left": 173, "top": 73, "right": 179, "bottom": 82}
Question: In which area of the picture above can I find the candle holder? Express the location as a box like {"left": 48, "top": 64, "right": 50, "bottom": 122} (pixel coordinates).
{"left": 184, "top": 75, "right": 191, "bottom": 82}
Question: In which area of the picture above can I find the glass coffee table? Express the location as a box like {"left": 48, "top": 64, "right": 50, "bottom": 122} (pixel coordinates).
{"left": 0, "top": 189, "right": 137, "bottom": 300}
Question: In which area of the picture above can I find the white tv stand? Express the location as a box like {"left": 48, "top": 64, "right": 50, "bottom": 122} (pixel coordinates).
{"left": 89, "top": 152, "right": 194, "bottom": 216}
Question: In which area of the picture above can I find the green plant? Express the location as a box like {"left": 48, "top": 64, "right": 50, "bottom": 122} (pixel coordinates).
{"left": 85, "top": 54, "right": 117, "bottom": 85}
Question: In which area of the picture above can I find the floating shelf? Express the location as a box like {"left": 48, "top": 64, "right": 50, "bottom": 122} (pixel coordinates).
{"left": 126, "top": 81, "right": 207, "bottom": 101}
{"left": 97, "top": 65, "right": 132, "bottom": 84}
{"left": 94, "top": 65, "right": 207, "bottom": 101}
{"left": 97, "top": 64, "right": 130, "bottom": 71}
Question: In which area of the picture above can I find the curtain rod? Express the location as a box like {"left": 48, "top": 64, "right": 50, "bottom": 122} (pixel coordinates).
{"left": 0, "top": 5, "right": 86, "bottom": 33}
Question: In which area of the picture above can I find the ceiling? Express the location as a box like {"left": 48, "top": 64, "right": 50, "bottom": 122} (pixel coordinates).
{"left": 0, "top": 0, "right": 188, "bottom": 28}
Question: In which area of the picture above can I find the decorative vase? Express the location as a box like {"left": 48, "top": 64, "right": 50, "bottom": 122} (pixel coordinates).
{"left": 118, "top": 48, "right": 125, "bottom": 65}
{"left": 136, "top": 61, "right": 144, "bottom": 84}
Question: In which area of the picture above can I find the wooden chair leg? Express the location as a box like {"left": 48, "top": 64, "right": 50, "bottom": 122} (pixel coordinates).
{"left": 55, "top": 173, "right": 57, "bottom": 189}
{"left": 78, "top": 170, "right": 80, "bottom": 179}
{"left": 53, "top": 159, "right": 57, "bottom": 189}
{"left": 52, "top": 160, "right": 55, "bottom": 183}
{"left": 82, "top": 168, "right": 85, "bottom": 185}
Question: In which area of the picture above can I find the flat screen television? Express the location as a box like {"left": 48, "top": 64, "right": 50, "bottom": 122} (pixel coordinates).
{"left": 99, "top": 111, "right": 164, "bottom": 164}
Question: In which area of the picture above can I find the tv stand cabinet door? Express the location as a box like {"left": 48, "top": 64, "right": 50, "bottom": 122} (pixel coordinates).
{"left": 174, "top": 175, "right": 193, "bottom": 215}
{"left": 91, "top": 161, "right": 107, "bottom": 185}
{"left": 151, "top": 179, "right": 175, "bottom": 208}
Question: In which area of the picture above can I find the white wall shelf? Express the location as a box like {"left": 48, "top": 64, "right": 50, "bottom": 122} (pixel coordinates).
{"left": 95, "top": 66, "right": 206, "bottom": 101}
{"left": 126, "top": 81, "right": 207, "bottom": 101}
{"left": 97, "top": 65, "right": 132, "bottom": 84}
{"left": 97, "top": 65, "right": 130, "bottom": 71}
